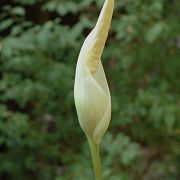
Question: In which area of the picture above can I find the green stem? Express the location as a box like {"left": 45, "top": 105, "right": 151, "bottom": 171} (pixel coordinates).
{"left": 87, "top": 136, "right": 103, "bottom": 180}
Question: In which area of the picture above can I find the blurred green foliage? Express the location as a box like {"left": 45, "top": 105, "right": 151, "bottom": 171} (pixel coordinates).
{"left": 0, "top": 0, "right": 180, "bottom": 179}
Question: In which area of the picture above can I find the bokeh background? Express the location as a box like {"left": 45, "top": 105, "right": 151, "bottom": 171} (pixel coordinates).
{"left": 0, "top": 0, "right": 180, "bottom": 179}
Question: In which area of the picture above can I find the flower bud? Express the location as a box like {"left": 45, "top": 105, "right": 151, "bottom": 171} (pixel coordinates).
{"left": 74, "top": 0, "right": 114, "bottom": 144}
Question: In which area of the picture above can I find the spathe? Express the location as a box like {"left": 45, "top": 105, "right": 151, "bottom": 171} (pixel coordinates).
{"left": 74, "top": 0, "right": 114, "bottom": 144}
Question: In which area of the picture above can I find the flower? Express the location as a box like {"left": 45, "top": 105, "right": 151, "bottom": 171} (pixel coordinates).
{"left": 74, "top": 0, "right": 114, "bottom": 144}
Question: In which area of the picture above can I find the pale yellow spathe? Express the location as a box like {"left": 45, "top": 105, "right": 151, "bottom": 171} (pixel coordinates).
{"left": 74, "top": 0, "right": 114, "bottom": 144}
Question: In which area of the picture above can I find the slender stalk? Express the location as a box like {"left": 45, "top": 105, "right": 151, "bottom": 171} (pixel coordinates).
{"left": 87, "top": 136, "right": 103, "bottom": 180}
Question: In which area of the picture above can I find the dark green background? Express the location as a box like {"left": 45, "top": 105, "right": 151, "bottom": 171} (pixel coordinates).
{"left": 0, "top": 0, "right": 180, "bottom": 179}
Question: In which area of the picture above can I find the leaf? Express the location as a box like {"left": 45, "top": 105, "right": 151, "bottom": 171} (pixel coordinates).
{"left": 12, "top": 7, "right": 25, "bottom": 16}
{"left": 0, "top": 19, "right": 13, "bottom": 31}
{"left": 145, "top": 22, "right": 165, "bottom": 43}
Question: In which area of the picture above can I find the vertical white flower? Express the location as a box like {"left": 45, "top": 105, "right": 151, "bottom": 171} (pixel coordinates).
{"left": 74, "top": 0, "right": 114, "bottom": 145}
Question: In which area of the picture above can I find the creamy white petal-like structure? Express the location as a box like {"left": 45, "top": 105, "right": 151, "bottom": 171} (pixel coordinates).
{"left": 74, "top": 0, "right": 114, "bottom": 144}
